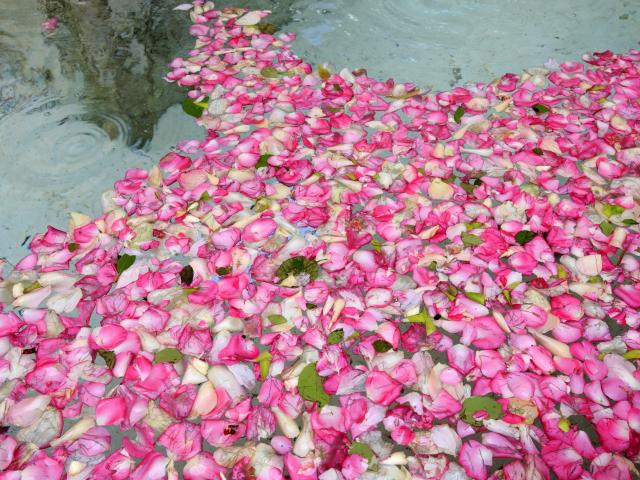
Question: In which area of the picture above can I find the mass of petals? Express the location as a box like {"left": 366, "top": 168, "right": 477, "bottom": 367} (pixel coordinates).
{"left": 1, "top": 2, "right": 640, "bottom": 479}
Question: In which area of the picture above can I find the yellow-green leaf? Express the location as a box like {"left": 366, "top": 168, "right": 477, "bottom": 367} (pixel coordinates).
{"left": 154, "top": 348, "right": 183, "bottom": 363}
{"left": 445, "top": 284, "right": 458, "bottom": 301}
{"left": 268, "top": 314, "right": 287, "bottom": 325}
{"left": 370, "top": 239, "right": 383, "bottom": 252}
{"left": 602, "top": 203, "right": 625, "bottom": 218}
{"left": 465, "top": 221, "right": 483, "bottom": 230}
{"left": 261, "top": 67, "right": 281, "bottom": 78}
{"left": 461, "top": 232, "right": 482, "bottom": 247}
{"left": 407, "top": 308, "right": 436, "bottom": 334}
{"left": 465, "top": 291, "right": 485, "bottom": 305}
{"left": 256, "top": 351, "right": 272, "bottom": 379}
{"left": 503, "top": 289, "right": 512, "bottom": 304}
{"left": 23, "top": 281, "right": 42, "bottom": 294}
{"left": 558, "top": 417, "right": 571, "bottom": 432}
{"left": 557, "top": 264, "right": 568, "bottom": 279}
{"left": 623, "top": 350, "right": 640, "bottom": 360}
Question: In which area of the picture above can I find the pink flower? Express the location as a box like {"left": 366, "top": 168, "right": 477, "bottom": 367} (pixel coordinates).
{"left": 242, "top": 218, "right": 277, "bottom": 242}
{"left": 595, "top": 418, "right": 631, "bottom": 452}
{"left": 96, "top": 397, "right": 127, "bottom": 426}
{"left": 158, "top": 422, "right": 202, "bottom": 461}
{"left": 365, "top": 370, "right": 402, "bottom": 406}
{"left": 459, "top": 440, "right": 493, "bottom": 480}
{"left": 41, "top": 17, "right": 58, "bottom": 33}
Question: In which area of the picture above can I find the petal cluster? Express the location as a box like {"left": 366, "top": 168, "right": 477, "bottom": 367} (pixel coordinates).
{"left": 2, "top": 2, "right": 640, "bottom": 479}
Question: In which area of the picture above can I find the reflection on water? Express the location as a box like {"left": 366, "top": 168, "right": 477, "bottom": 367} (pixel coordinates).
{"left": 0, "top": 0, "right": 639, "bottom": 262}
{"left": 0, "top": 98, "right": 153, "bottom": 261}
{"left": 289, "top": 0, "right": 640, "bottom": 89}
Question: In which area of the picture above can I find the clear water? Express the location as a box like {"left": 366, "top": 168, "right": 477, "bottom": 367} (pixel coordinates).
{"left": 1, "top": 0, "right": 639, "bottom": 262}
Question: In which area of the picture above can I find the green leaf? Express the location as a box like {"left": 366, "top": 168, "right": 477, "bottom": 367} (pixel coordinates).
{"left": 116, "top": 254, "right": 136, "bottom": 275}
{"left": 183, "top": 287, "right": 199, "bottom": 294}
{"left": 465, "top": 221, "right": 483, "bottom": 230}
{"left": 216, "top": 266, "right": 232, "bottom": 276}
{"left": 256, "top": 153, "right": 272, "bottom": 169}
{"left": 257, "top": 22, "right": 279, "bottom": 34}
{"left": 182, "top": 97, "right": 208, "bottom": 117}
{"left": 461, "top": 396, "right": 504, "bottom": 426}
{"left": 558, "top": 417, "right": 571, "bottom": 432}
{"left": 602, "top": 203, "right": 625, "bottom": 218}
{"left": 349, "top": 442, "right": 375, "bottom": 462}
{"left": 276, "top": 256, "right": 320, "bottom": 282}
{"left": 444, "top": 284, "right": 458, "bottom": 301}
{"left": 97, "top": 349, "right": 116, "bottom": 369}
{"left": 327, "top": 329, "right": 344, "bottom": 345}
{"left": 428, "top": 261, "right": 437, "bottom": 271}
{"left": 373, "top": 339, "right": 392, "bottom": 353}
{"left": 465, "top": 291, "right": 485, "bottom": 305}
{"left": 503, "top": 289, "right": 512, "bottom": 304}
{"left": 317, "top": 64, "right": 331, "bottom": 81}
{"left": 515, "top": 230, "right": 536, "bottom": 245}
{"left": 453, "top": 106, "right": 465, "bottom": 124}
{"left": 407, "top": 309, "right": 429, "bottom": 323}
{"left": 298, "top": 363, "right": 330, "bottom": 406}
{"left": 268, "top": 314, "right": 287, "bottom": 325}
{"left": 256, "top": 351, "right": 272, "bottom": 379}
{"left": 154, "top": 347, "right": 183, "bottom": 363}
{"left": 589, "top": 85, "right": 605, "bottom": 91}
{"left": 23, "top": 281, "right": 42, "bottom": 294}
{"left": 261, "top": 67, "right": 281, "bottom": 78}
{"left": 461, "top": 232, "right": 482, "bottom": 247}
{"left": 460, "top": 182, "right": 476, "bottom": 194}
{"left": 443, "top": 173, "right": 456, "bottom": 184}
{"left": 306, "top": 303, "right": 317, "bottom": 310}
{"left": 622, "top": 219, "right": 638, "bottom": 226}
{"left": 532, "top": 147, "right": 544, "bottom": 155}
{"left": 200, "top": 191, "right": 211, "bottom": 202}
{"left": 623, "top": 349, "right": 640, "bottom": 360}
{"left": 424, "top": 315, "right": 437, "bottom": 334}
{"left": 532, "top": 103, "right": 550, "bottom": 114}
{"left": 600, "top": 220, "right": 614, "bottom": 235}
{"left": 406, "top": 308, "right": 437, "bottom": 334}
{"left": 68, "top": 243, "right": 79, "bottom": 252}
{"left": 370, "top": 239, "right": 383, "bottom": 252}
{"left": 180, "top": 265, "right": 194, "bottom": 286}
